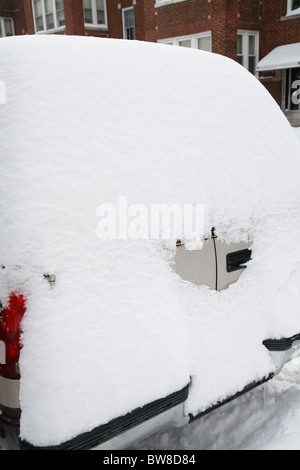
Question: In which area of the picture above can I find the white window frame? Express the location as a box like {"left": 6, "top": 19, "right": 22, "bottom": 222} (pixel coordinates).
{"left": 83, "top": 0, "right": 108, "bottom": 29}
{"left": 237, "top": 30, "right": 259, "bottom": 76}
{"left": 158, "top": 32, "right": 212, "bottom": 52}
{"left": 122, "top": 7, "right": 135, "bottom": 40}
{"left": 0, "top": 17, "right": 14, "bottom": 37}
{"left": 32, "top": 0, "right": 65, "bottom": 33}
{"left": 287, "top": 0, "right": 300, "bottom": 15}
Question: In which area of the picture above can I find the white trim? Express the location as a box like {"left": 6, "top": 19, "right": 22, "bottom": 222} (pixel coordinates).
{"left": 287, "top": 0, "right": 300, "bottom": 16}
{"left": 155, "top": 0, "right": 188, "bottom": 7}
{"left": 237, "top": 30, "right": 259, "bottom": 75}
{"left": 32, "top": 0, "right": 65, "bottom": 33}
{"left": 83, "top": 0, "right": 108, "bottom": 28}
{"left": 122, "top": 6, "right": 135, "bottom": 40}
{"left": 34, "top": 26, "right": 66, "bottom": 35}
{"left": 0, "top": 17, "right": 14, "bottom": 37}
{"left": 158, "top": 31, "right": 212, "bottom": 52}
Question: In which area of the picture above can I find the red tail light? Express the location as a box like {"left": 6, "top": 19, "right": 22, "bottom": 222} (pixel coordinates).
{"left": 0, "top": 294, "right": 26, "bottom": 379}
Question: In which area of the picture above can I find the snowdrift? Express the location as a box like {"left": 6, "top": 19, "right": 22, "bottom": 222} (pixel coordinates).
{"left": 0, "top": 35, "right": 300, "bottom": 447}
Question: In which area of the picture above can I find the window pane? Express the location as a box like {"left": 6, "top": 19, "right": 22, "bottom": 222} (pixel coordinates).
{"left": 197, "top": 36, "right": 211, "bottom": 52}
{"left": 83, "top": 0, "right": 92, "bottom": 23}
{"left": 56, "top": 0, "right": 64, "bottom": 9}
{"left": 34, "top": 0, "right": 43, "bottom": 16}
{"left": 96, "top": 0, "right": 105, "bottom": 24}
{"left": 46, "top": 13, "right": 54, "bottom": 29}
{"left": 4, "top": 19, "right": 13, "bottom": 36}
{"left": 125, "top": 27, "right": 134, "bottom": 40}
{"left": 97, "top": 9, "right": 104, "bottom": 24}
{"left": 96, "top": 0, "right": 104, "bottom": 10}
{"left": 237, "top": 34, "right": 243, "bottom": 55}
{"left": 248, "top": 56, "right": 255, "bottom": 75}
{"left": 292, "top": 0, "right": 300, "bottom": 10}
{"left": 249, "top": 35, "right": 255, "bottom": 55}
{"left": 35, "top": 15, "right": 44, "bottom": 31}
{"left": 84, "top": 9, "right": 93, "bottom": 23}
{"left": 45, "top": 0, "right": 53, "bottom": 14}
{"left": 56, "top": 9, "right": 65, "bottom": 26}
{"left": 124, "top": 9, "right": 134, "bottom": 28}
{"left": 179, "top": 39, "right": 191, "bottom": 48}
{"left": 236, "top": 56, "right": 243, "bottom": 66}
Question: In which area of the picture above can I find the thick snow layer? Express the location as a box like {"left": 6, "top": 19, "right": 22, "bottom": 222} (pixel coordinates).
{"left": 0, "top": 35, "right": 300, "bottom": 447}
{"left": 257, "top": 42, "right": 300, "bottom": 71}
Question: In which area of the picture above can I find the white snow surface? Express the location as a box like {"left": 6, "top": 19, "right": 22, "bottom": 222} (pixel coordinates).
{"left": 257, "top": 42, "right": 300, "bottom": 71}
{"left": 1, "top": 35, "right": 300, "bottom": 447}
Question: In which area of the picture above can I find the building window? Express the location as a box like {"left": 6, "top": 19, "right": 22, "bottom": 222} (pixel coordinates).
{"left": 0, "top": 18, "right": 14, "bottom": 37}
{"left": 287, "top": 0, "right": 300, "bottom": 15}
{"left": 282, "top": 68, "right": 300, "bottom": 112}
{"left": 237, "top": 31, "right": 259, "bottom": 75}
{"left": 122, "top": 7, "right": 135, "bottom": 40}
{"left": 158, "top": 32, "right": 212, "bottom": 52}
{"left": 83, "top": 0, "right": 107, "bottom": 27}
{"left": 32, "top": 0, "right": 65, "bottom": 32}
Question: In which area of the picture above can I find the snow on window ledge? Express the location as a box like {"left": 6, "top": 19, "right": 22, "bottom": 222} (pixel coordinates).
{"left": 84, "top": 24, "right": 108, "bottom": 30}
{"left": 155, "top": 0, "right": 187, "bottom": 8}
{"left": 35, "top": 26, "right": 66, "bottom": 35}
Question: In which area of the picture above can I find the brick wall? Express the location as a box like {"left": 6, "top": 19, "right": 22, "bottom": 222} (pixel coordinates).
{"left": 0, "top": 0, "right": 27, "bottom": 35}
{"left": 142, "top": 0, "right": 261, "bottom": 60}
{"left": 261, "top": 0, "right": 300, "bottom": 57}
{"left": 64, "top": 0, "right": 85, "bottom": 36}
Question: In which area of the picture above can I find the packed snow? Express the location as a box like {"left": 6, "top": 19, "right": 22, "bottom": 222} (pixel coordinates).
{"left": 1, "top": 35, "right": 300, "bottom": 448}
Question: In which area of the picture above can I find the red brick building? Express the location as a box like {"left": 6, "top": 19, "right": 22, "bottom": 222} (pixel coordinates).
{"left": 1, "top": 0, "right": 300, "bottom": 125}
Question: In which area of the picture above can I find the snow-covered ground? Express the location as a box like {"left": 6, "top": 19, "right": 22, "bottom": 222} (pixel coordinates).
{"left": 134, "top": 126, "right": 300, "bottom": 451}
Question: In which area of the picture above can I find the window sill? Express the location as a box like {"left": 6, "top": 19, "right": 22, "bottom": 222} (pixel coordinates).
{"left": 155, "top": 0, "right": 187, "bottom": 8}
{"left": 35, "top": 26, "right": 66, "bottom": 34}
{"left": 280, "top": 13, "right": 300, "bottom": 20}
{"left": 84, "top": 23, "right": 108, "bottom": 30}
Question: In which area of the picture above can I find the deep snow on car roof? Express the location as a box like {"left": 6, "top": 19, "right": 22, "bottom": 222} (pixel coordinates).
{"left": 0, "top": 34, "right": 299, "bottom": 263}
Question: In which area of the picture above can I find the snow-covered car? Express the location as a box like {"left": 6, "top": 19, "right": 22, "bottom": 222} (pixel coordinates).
{"left": 1, "top": 35, "right": 300, "bottom": 450}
